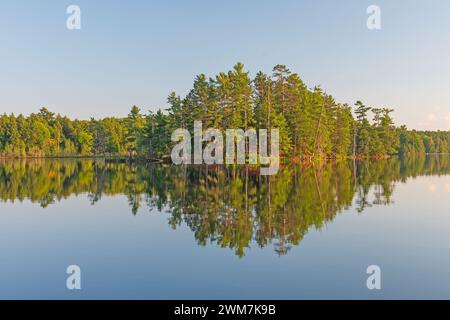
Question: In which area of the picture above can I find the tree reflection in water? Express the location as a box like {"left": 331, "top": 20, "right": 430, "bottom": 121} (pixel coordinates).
{"left": 1, "top": 155, "right": 449, "bottom": 257}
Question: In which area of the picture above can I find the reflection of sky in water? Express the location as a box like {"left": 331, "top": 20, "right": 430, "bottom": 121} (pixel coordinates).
{"left": 0, "top": 173, "right": 450, "bottom": 299}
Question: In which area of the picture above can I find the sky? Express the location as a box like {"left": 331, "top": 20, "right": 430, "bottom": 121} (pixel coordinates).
{"left": 1, "top": 0, "right": 450, "bottom": 130}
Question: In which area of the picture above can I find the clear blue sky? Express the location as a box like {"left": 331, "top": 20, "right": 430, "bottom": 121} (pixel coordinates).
{"left": 1, "top": 0, "right": 450, "bottom": 130}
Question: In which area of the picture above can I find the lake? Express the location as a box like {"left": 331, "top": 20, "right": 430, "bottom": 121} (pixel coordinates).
{"left": 0, "top": 156, "right": 450, "bottom": 299}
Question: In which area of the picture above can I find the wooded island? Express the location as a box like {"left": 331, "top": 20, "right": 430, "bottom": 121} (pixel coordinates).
{"left": 1, "top": 64, "right": 449, "bottom": 161}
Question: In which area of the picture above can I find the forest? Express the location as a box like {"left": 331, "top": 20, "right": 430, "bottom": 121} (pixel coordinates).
{"left": 1, "top": 63, "right": 449, "bottom": 161}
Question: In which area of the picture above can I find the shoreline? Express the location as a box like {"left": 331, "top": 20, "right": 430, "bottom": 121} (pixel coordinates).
{"left": 1, "top": 153, "right": 448, "bottom": 162}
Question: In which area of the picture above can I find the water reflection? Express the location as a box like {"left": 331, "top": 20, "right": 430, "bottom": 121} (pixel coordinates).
{"left": 1, "top": 156, "right": 449, "bottom": 257}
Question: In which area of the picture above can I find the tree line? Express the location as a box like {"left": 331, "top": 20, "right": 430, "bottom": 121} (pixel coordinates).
{"left": 1, "top": 63, "right": 449, "bottom": 160}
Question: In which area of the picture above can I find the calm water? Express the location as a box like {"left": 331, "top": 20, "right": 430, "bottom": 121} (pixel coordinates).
{"left": 1, "top": 156, "right": 450, "bottom": 299}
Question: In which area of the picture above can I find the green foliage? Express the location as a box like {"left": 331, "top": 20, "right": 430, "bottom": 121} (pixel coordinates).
{"left": 0, "top": 108, "right": 131, "bottom": 158}
{"left": 0, "top": 63, "right": 448, "bottom": 159}
{"left": 152, "top": 63, "right": 446, "bottom": 160}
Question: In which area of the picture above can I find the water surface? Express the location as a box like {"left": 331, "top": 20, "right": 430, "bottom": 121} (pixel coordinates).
{"left": 1, "top": 156, "right": 450, "bottom": 299}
